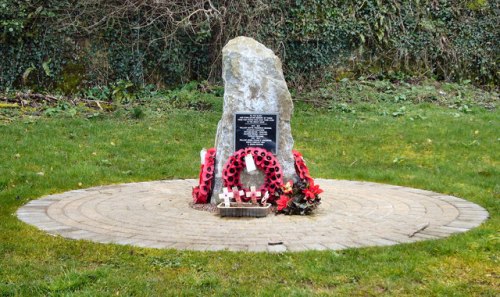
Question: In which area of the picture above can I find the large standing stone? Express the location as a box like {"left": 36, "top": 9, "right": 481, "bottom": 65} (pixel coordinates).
{"left": 211, "top": 36, "right": 297, "bottom": 203}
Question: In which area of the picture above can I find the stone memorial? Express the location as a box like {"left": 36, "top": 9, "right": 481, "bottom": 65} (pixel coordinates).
{"left": 210, "top": 36, "right": 297, "bottom": 203}
{"left": 192, "top": 36, "right": 323, "bottom": 216}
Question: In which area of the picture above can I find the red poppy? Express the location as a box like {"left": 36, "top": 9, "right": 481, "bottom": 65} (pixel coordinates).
{"left": 192, "top": 186, "right": 200, "bottom": 202}
{"left": 303, "top": 183, "right": 323, "bottom": 200}
{"left": 276, "top": 195, "right": 291, "bottom": 211}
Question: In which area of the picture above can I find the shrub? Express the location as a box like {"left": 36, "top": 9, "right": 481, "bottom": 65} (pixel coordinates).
{"left": 1, "top": 0, "right": 498, "bottom": 91}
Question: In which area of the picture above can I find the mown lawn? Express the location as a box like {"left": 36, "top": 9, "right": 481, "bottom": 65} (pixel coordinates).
{"left": 0, "top": 98, "right": 498, "bottom": 296}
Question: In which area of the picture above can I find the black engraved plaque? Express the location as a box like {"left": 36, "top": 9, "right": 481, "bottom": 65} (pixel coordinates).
{"left": 234, "top": 113, "right": 278, "bottom": 154}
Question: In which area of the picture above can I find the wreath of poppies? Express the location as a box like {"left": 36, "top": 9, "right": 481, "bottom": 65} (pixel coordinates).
{"left": 192, "top": 148, "right": 316, "bottom": 204}
{"left": 192, "top": 148, "right": 216, "bottom": 204}
{"left": 292, "top": 150, "right": 314, "bottom": 185}
{"left": 222, "top": 147, "right": 283, "bottom": 201}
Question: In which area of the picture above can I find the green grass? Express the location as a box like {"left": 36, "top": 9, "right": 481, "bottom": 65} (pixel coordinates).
{"left": 0, "top": 88, "right": 499, "bottom": 295}
{"left": 294, "top": 78, "right": 497, "bottom": 111}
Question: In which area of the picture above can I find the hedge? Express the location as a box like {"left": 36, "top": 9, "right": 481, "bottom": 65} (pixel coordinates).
{"left": 1, "top": 0, "right": 498, "bottom": 91}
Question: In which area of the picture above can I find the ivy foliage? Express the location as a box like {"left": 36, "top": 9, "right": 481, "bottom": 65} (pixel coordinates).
{"left": 1, "top": 0, "right": 498, "bottom": 91}
{"left": 0, "top": 0, "right": 68, "bottom": 89}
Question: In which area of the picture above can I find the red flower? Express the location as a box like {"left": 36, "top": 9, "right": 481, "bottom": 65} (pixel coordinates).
{"left": 303, "top": 183, "right": 323, "bottom": 200}
{"left": 276, "top": 195, "right": 291, "bottom": 211}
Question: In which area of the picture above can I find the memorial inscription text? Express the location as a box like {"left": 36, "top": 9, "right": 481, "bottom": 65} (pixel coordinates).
{"left": 234, "top": 113, "right": 278, "bottom": 154}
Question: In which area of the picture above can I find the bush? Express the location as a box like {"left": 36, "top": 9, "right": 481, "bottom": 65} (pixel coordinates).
{"left": 1, "top": 0, "right": 498, "bottom": 91}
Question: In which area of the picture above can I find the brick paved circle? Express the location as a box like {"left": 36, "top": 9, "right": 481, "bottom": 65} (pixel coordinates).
{"left": 17, "top": 179, "right": 489, "bottom": 252}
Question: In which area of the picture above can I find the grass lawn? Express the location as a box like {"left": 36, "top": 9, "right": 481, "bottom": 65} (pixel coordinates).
{"left": 0, "top": 83, "right": 498, "bottom": 296}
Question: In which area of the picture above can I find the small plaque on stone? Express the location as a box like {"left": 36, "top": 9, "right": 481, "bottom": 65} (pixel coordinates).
{"left": 234, "top": 113, "right": 278, "bottom": 154}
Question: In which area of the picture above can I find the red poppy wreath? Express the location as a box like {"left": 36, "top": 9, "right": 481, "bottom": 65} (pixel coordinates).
{"left": 192, "top": 148, "right": 216, "bottom": 204}
{"left": 192, "top": 148, "right": 317, "bottom": 205}
{"left": 222, "top": 147, "right": 283, "bottom": 202}
{"left": 292, "top": 150, "right": 314, "bottom": 186}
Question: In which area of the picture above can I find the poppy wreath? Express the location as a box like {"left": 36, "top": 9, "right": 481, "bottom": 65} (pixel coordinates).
{"left": 222, "top": 147, "right": 283, "bottom": 202}
{"left": 192, "top": 148, "right": 216, "bottom": 204}
{"left": 292, "top": 150, "right": 314, "bottom": 185}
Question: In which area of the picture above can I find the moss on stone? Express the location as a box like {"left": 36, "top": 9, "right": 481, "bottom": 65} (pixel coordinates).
{"left": 58, "top": 63, "right": 86, "bottom": 95}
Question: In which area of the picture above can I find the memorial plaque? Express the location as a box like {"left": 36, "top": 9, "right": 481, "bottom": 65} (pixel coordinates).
{"left": 234, "top": 113, "right": 278, "bottom": 154}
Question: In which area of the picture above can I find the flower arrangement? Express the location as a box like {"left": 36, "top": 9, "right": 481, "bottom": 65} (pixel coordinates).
{"left": 275, "top": 179, "right": 323, "bottom": 215}
{"left": 192, "top": 148, "right": 216, "bottom": 204}
{"left": 193, "top": 147, "right": 325, "bottom": 216}
{"left": 222, "top": 147, "right": 282, "bottom": 202}
{"left": 292, "top": 150, "right": 314, "bottom": 185}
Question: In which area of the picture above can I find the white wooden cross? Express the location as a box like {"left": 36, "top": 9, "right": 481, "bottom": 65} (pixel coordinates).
{"left": 245, "top": 186, "right": 262, "bottom": 205}
{"left": 219, "top": 187, "right": 233, "bottom": 207}
{"left": 232, "top": 186, "right": 245, "bottom": 205}
{"left": 261, "top": 191, "right": 270, "bottom": 206}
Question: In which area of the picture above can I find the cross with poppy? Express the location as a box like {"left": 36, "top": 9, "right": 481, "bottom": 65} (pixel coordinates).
{"left": 245, "top": 186, "right": 262, "bottom": 205}
{"left": 219, "top": 187, "right": 233, "bottom": 207}
{"left": 232, "top": 186, "right": 245, "bottom": 205}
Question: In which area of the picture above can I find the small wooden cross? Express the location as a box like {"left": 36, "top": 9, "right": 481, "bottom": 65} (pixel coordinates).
{"left": 245, "top": 186, "right": 262, "bottom": 205}
{"left": 219, "top": 187, "right": 233, "bottom": 207}
{"left": 232, "top": 186, "right": 245, "bottom": 205}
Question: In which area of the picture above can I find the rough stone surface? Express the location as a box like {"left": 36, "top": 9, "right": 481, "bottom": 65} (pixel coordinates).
{"left": 17, "top": 179, "right": 489, "bottom": 252}
{"left": 211, "top": 36, "right": 296, "bottom": 203}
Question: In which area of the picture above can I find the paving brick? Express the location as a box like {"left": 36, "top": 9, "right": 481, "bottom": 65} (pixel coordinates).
{"left": 247, "top": 245, "right": 268, "bottom": 252}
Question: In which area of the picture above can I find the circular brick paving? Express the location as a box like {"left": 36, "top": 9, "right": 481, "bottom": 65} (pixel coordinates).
{"left": 17, "top": 179, "right": 488, "bottom": 252}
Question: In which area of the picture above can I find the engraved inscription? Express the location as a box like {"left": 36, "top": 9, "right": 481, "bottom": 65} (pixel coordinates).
{"left": 234, "top": 113, "right": 278, "bottom": 154}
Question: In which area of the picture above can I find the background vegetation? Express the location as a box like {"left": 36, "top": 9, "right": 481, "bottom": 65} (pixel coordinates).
{"left": 1, "top": 0, "right": 498, "bottom": 92}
